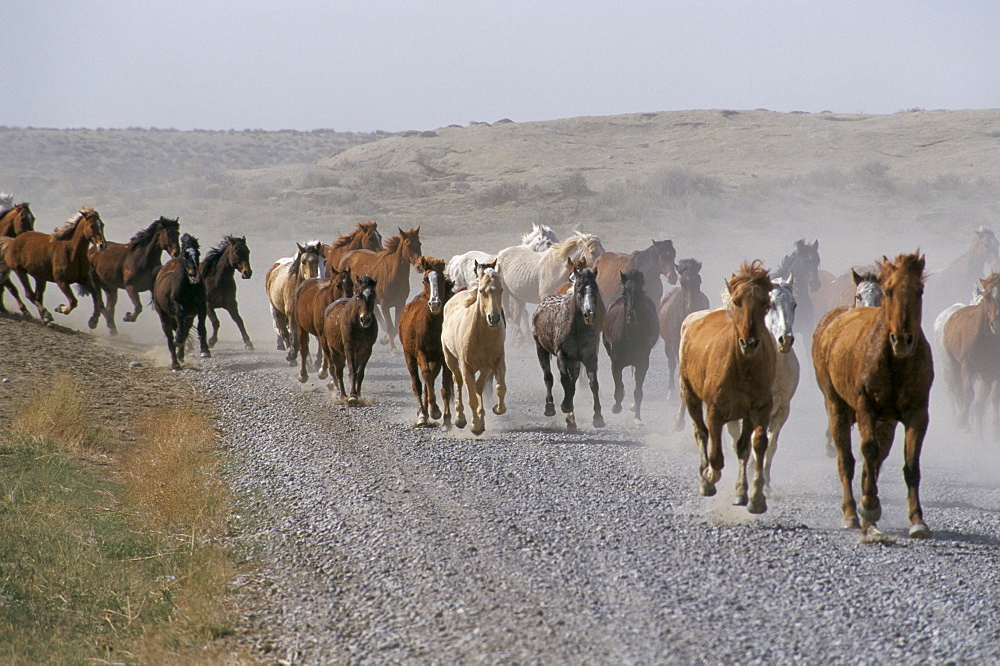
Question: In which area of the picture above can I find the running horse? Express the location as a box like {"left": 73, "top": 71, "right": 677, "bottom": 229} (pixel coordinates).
{"left": 266, "top": 240, "right": 326, "bottom": 352}
{"left": 445, "top": 223, "right": 558, "bottom": 291}
{"left": 399, "top": 256, "right": 456, "bottom": 427}
{"left": 0, "top": 203, "right": 36, "bottom": 317}
{"left": 321, "top": 275, "right": 379, "bottom": 405}
{"left": 0, "top": 202, "right": 34, "bottom": 237}
{"left": 199, "top": 235, "right": 254, "bottom": 349}
{"left": 658, "top": 258, "right": 710, "bottom": 397}
{"left": 925, "top": 226, "right": 1000, "bottom": 320}
{"left": 338, "top": 227, "right": 423, "bottom": 352}
{"left": 593, "top": 239, "right": 678, "bottom": 306}
{"left": 87, "top": 216, "right": 181, "bottom": 334}
{"left": 289, "top": 265, "right": 354, "bottom": 382}
{"left": 153, "top": 233, "right": 210, "bottom": 371}
{"left": 812, "top": 252, "right": 933, "bottom": 539}
{"left": 324, "top": 221, "right": 384, "bottom": 272}
{"left": 678, "top": 260, "right": 775, "bottom": 513}
{"left": 4, "top": 207, "right": 107, "bottom": 324}
{"left": 772, "top": 239, "right": 821, "bottom": 336}
{"left": 602, "top": 269, "right": 659, "bottom": 423}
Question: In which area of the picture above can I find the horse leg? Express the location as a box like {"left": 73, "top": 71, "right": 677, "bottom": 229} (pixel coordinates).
{"left": 765, "top": 400, "right": 792, "bottom": 494}
{"left": 748, "top": 418, "right": 770, "bottom": 514}
{"left": 421, "top": 356, "right": 442, "bottom": 421}
{"left": 665, "top": 342, "right": 677, "bottom": 398}
{"left": 536, "top": 344, "right": 556, "bottom": 417}
{"left": 100, "top": 287, "right": 118, "bottom": 334}
{"left": 492, "top": 356, "right": 507, "bottom": 417}
{"left": 3, "top": 279, "right": 31, "bottom": 319}
{"left": 225, "top": 303, "right": 254, "bottom": 349}
{"left": 328, "top": 351, "right": 347, "bottom": 401}
{"left": 703, "top": 408, "right": 726, "bottom": 485}
{"left": 466, "top": 367, "right": 484, "bottom": 435}
{"left": 54, "top": 280, "right": 79, "bottom": 315}
{"left": 196, "top": 310, "right": 211, "bottom": 358}
{"left": 855, "top": 408, "right": 886, "bottom": 536}
{"left": 160, "top": 316, "right": 181, "bottom": 371}
{"left": 297, "top": 325, "right": 311, "bottom": 383}
{"left": 610, "top": 356, "right": 625, "bottom": 414}
{"left": 556, "top": 355, "right": 579, "bottom": 432}
{"left": 173, "top": 307, "right": 190, "bottom": 365}
{"left": 444, "top": 350, "right": 465, "bottom": 429}
{"left": 730, "top": 419, "right": 751, "bottom": 506}
{"left": 123, "top": 286, "right": 143, "bottom": 322}
{"left": 971, "top": 376, "right": 988, "bottom": 441}
{"left": 824, "top": 396, "right": 859, "bottom": 529}
{"left": 584, "top": 352, "right": 604, "bottom": 429}
{"left": 19, "top": 273, "right": 52, "bottom": 323}
{"left": 685, "top": 396, "right": 714, "bottom": 496}
{"left": 405, "top": 351, "right": 427, "bottom": 425}
{"left": 440, "top": 365, "right": 454, "bottom": 428}
{"left": 207, "top": 307, "right": 221, "bottom": 348}
{"left": 956, "top": 362, "right": 974, "bottom": 432}
{"left": 902, "top": 411, "right": 931, "bottom": 538}
{"left": 347, "top": 347, "right": 364, "bottom": 405}
{"left": 271, "top": 305, "right": 288, "bottom": 351}
{"left": 632, "top": 358, "right": 649, "bottom": 423}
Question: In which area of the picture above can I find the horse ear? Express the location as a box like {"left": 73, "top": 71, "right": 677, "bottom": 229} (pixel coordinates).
{"left": 296, "top": 243, "right": 305, "bottom": 253}
{"left": 812, "top": 240, "right": 819, "bottom": 249}
{"left": 851, "top": 268, "right": 863, "bottom": 285}
{"left": 786, "top": 273, "right": 794, "bottom": 289}
{"left": 725, "top": 277, "right": 733, "bottom": 294}
{"left": 980, "top": 277, "right": 990, "bottom": 291}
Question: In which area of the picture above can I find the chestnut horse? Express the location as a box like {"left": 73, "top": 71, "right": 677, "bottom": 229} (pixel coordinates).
{"left": 658, "top": 258, "right": 710, "bottom": 396}
{"left": 442, "top": 261, "right": 507, "bottom": 436}
{"left": 532, "top": 265, "right": 605, "bottom": 432}
{"left": 266, "top": 240, "right": 325, "bottom": 352}
{"left": 338, "top": 226, "right": 423, "bottom": 352}
{"left": 321, "top": 275, "right": 379, "bottom": 405}
{"left": 88, "top": 216, "right": 181, "bottom": 334}
{"left": 0, "top": 203, "right": 36, "bottom": 317}
{"left": 4, "top": 207, "right": 107, "bottom": 324}
{"left": 289, "top": 266, "right": 354, "bottom": 382}
{"left": 772, "top": 239, "right": 821, "bottom": 337}
{"left": 399, "top": 256, "right": 456, "bottom": 426}
{"left": 940, "top": 273, "right": 1000, "bottom": 438}
{"left": 812, "top": 253, "right": 933, "bottom": 539}
{"left": 594, "top": 239, "right": 678, "bottom": 306}
{"left": 153, "top": 234, "right": 210, "bottom": 371}
{"left": 602, "top": 269, "right": 659, "bottom": 423}
{"left": 678, "top": 260, "right": 775, "bottom": 513}
{"left": 324, "top": 221, "right": 383, "bottom": 272}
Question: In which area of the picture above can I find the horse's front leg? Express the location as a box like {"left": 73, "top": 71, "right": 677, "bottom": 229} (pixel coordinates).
{"left": 160, "top": 316, "right": 181, "bottom": 370}
{"left": 226, "top": 303, "right": 254, "bottom": 349}
{"left": 902, "top": 410, "right": 931, "bottom": 538}
{"left": 98, "top": 287, "right": 117, "bottom": 334}
{"left": 123, "top": 285, "right": 143, "bottom": 322}
{"left": 556, "top": 354, "right": 579, "bottom": 432}
{"left": 765, "top": 400, "right": 791, "bottom": 494}
{"left": 440, "top": 364, "right": 454, "bottom": 428}
{"left": 730, "top": 419, "right": 751, "bottom": 506}
{"left": 855, "top": 407, "right": 887, "bottom": 536}
{"left": 405, "top": 351, "right": 427, "bottom": 424}
{"left": 207, "top": 307, "right": 221, "bottom": 348}
{"left": 536, "top": 344, "right": 556, "bottom": 417}
{"left": 685, "top": 393, "right": 714, "bottom": 496}
{"left": 492, "top": 355, "right": 507, "bottom": 417}
{"left": 296, "top": 326, "right": 312, "bottom": 383}
{"left": 584, "top": 350, "right": 604, "bottom": 428}
{"left": 420, "top": 356, "right": 442, "bottom": 421}
{"left": 54, "top": 280, "right": 79, "bottom": 315}
{"left": 748, "top": 413, "right": 771, "bottom": 514}
{"left": 610, "top": 356, "right": 625, "bottom": 414}
{"left": 465, "top": 367, "right": 484, "bottom": 435}
{"left": 632, "top": 358, "right": 649, "bottom": 423}
{"left": 173, "top": 306, "right": 189, "bottom": 365}
{"left": 704, "top": 408, "right": 727, "bottom": 485}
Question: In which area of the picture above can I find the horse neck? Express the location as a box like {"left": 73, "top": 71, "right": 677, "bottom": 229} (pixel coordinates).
{"left": 67, "top": 224, "right": 94, "bottom": 264}
{"left": 129, "top": 234, "right": 165, "bottom": 270}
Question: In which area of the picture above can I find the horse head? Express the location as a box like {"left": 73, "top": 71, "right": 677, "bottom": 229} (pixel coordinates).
{"left": 851, "top": 268, "right": 883, "bottom": 307}
{"left": 791, "top": 239, "right": 821, "bottom": 291}
{"left": 973, "top": 227, "right": 1000, "bottom": 272}
{"left": 767, "top": 276, "right": 796, "bottom": 353}
{"left": 879, "top": 252, "right": 926, "bottom": 358}
{"left": 522, "top": 223, "right": 558, "bottom": 252}
{"left": 677, "top": 258, "right": 702, "bottom": 293}
{"left": 179, "top": 234, "right": 202, "bottom": 284}
{"left": 81, "top": 208, "right": 107, "bottom": 252}
{"left": 331, "top": 266, "right": 354, "bottom": 299}
{"left": 395, "top": 226, "right": 423, "bottom": 271}
{"left": 355, "top": 275, "right": 377, "bottom": 328}
{"left": 474, "top": 259, "right": 504, "bottom": 327}
{"left": 725, "top": 260, "right": 773, "bottom": 357}
{"left": 418, "top": 256, "right": 449, "bottom": 315}
{"left": 4, "top": 203, "right": 35, "bottom": 235}
{"left": 294, "top": 240, "right": 325, "bottom": 280}
{"left": 619, "top": 269, "right": 645, "bottom": 325}
{"left": 571, "top": 266, "right": 599, "bottom": 326}
{"left": 978, "top": 273, "right": 1000, "bottom": 335}
{"left": 156, "top": 217, "right": 182, "bottom": 258}
{"left": 228, "top": 236, "right": 252, "bottom": 279}
{"left": 358, "top": 221, "right": 383, "bottom": 252}
{"left": 653, "top": 239, "right": 678, "bottom": 285}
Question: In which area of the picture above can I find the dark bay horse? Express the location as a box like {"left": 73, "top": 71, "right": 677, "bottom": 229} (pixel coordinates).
{"left": 658, "top": 258, "right": 710, "bottom": 396}
{"left": 153, "top": 234, "right": 210, "bottom": 371}
{"left": 399, "top": 257, "right": 456, "bottom": 427}
{"left": 4, "top": 207, "right": 107, "bottom": 323}
{"left": 602, "top": 269, "right": 659, "bottom": 422}
{"left": 200, "top": 236, "right": 254, "bottom": 349}
{"left": 594, "top": 239, "right": 677, "bottom": 306}
{"left": 88, "top": 216, "right": 181, "bottom": 334}
{"left": 772, "top": 239, "right": 821, "bottom": 336}
{"left": 339, "top": 227, "right": 422, "bottom": 352}
{"left": 289, "top": 266, "right": 354, "bottom": 383}
{"left": 0, "top": 203, "right": 36, "bottom": 317}
{"left": 532, "top": 265, "right": 605, "bottom": 432}
{"left": 324, "top": 220, "right": 383, "bottom": 271}
{"left": 321, "top": 275, "right": 379, "bottom": 405}
{"left": 678, "top": 260, "right": 775, "bottom": 513}
{"left": 812, "top": 252, "right": 933, "bottom": 539}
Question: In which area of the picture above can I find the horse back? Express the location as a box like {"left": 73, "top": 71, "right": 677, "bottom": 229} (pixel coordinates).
{"left": 295, "top": 278, "right": 338, "bottom": 338}
{"left": 942, "top": 303, "right": 1000, "bottom": 373}
{"left": 88, "top": 241, "right": 128, "bottom": 289}
{"left": 400, "top": 293, "right": 444, "bottom": 359}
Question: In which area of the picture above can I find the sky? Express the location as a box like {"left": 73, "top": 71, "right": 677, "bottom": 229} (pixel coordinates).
{"left": 3, "top": 1, "right": 999, "bottom": 133}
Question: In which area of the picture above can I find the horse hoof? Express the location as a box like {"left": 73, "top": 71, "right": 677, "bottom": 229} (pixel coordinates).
{"left": 318, "top": 369, "right": 328, "bottom": 380}
{"left": 416, "top": 415, "right": 429, "bottom": 427}
{"left": 492, "top": 404, "right": 506, "bottom": 415}
{"left": 843, "top": 516, "right": 861, "bottom": 530}
{"left": 87, "top": 318, "right": 98, "bottom": 330}
{"left": 593, "top": 415, "right": 605, "bottom": 429}
{"left": 201, "top": 351, "right": 211, "bottom": 358}
{"left": 702, "top": 467, "right": 721, "bottom": 484}
{"left": 733, "top": 494, "right": 749, "bottom": 507}
{"left": 544, "top": 403, "right": 556, "bottom": 417}
{"left": 909, "top": 523, "right": 932, "bottom": 539}
{"left": 108, "top": 328, "right": 118, "bottom": 336}
{"left": 298, "top": 374, "right": 308, "bottom": 384}
{"left": 747, "top": 496, "right": 767, "bottom": 514}
{"left": 245, "top": 342, "right": 255, "bottom": 350}
{"left": 859, "top": 499, "right": 882, "bottom": 524}
{"left": 634, "top": 417, "right": 643, "bottom": 426}
{"left": 566, "top": 419, "right": 578, "bottom": 433}
{"left": 348, "top": 396, "right": 359, "bottom": 406}
{"left": 472, "top": 426, "right": 485, "bottom": 436}
{"left": 123, "top": 313, "right": 136, "bottom": 323}
{"left": 276, "top": 342, "right": 286, "bottom": 351}
{"left": 455, "top": 417, "right": 467, "bottom": 429}
{"left": 612, "top": 403, "right": 622, "bottom": 415}
{"left": 861, "top": 525, "right": 895, "bottom": 544}
{"left": 699, "top": 479, "right": 716, "bottom": 497}
{"left": 430, "top": 406, "right": 442, "bottom": 420}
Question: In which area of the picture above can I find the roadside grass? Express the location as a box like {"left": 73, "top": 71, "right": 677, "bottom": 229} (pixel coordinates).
{"left": 0, "top": 377, "right": 247, "bottom": 663}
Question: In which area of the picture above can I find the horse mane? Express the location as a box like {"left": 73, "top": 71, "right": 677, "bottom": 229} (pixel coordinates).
{"left": 130, "top": 216, "right": 178, "bottom": 247}
{"left": 383, "top": 234, "right": 401, "bottom": 254}
{"left": 676, "top": 258, "right": 702, "bottom": 273}
{"left": 202, "top": 235, "right": 240, "bottom": 273}
{"left": 622, "top": 267, "right": 645, "bottom": 288}
{"left": 51, "top": 208, "right": 95, "bottom": 239}
{"left": 420, "top": 256, "right": 447, "bottom": 274}
{"left": 552, "top": 232, "right": 600, "bottom": 261}
{"left": 879, "top": 252, "right": 927, "bottom": 287}
{"left": 728, "top": 260, "right": 773, "bottom": 296}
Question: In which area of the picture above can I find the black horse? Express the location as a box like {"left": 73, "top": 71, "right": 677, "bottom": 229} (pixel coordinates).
{"left": 603, "top": 269, "right": 660, "bottom": 422}
{"left": 772, "top": 239, "right": 821, "bottom": 336}
{"left": 153, "top": 233, "right": 210, "bottom": 370}
{"left": 200, "top": 235, "right": 254, "bottom": 349}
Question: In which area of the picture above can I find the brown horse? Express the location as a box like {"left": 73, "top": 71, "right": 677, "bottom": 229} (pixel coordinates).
{"left": 399, "top": 256, "right": 456, "bottom": 427}
{"left": 324, "top": 220, "right": 384, "bottom": 270}
{"left": 338, "top": 226, "right": 423, "bottom": 352}
{"left": 4, "top": 207, "right": 107, "bottom": 324}
{"left": 593, "top": 239, "right": 677, "bottom": 305}
{"left": 200, "top": 235, "right": 254, "bottom": 349}
{"left": 812, "top": 252, "right": 933, "bottom": 539}
{"left": 602, "top": 269, "right": 660, "bottom": 422}
{"left": 940, "top": 273, "right": 1000, "bottom": 437}
{"left": 926, "top": 226, "right": 1000, "bottom": 320}
{"left": 289, "top": 266, "right": 354, "bottom": 382}
{"left": 87, "top": 216, "right": 181, "bottom": 334}
{"left": 321, "top": 275, "right": 379, "bottom": 405}
{"left": 0, "top": 203, "right": 36, "bottom": 317}
{"left": 658, "top": 258, "right": 710, "bottom": 396}
{"left": 678, "top": 260, "right": 775, "bottom": 513}
{"left": 153, "top": 234, "right": 210, "bottom": 371}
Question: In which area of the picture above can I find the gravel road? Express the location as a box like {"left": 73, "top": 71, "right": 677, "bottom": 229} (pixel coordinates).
{"left": 191, "top": 324, "right": 1000, "bottom": 664}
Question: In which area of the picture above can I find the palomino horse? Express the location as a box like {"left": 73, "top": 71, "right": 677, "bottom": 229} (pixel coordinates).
{"left": 678, "top": 260, "right": 775, "bottom": 513}
{"left": 399, "top": 256, "right": 456, "bottom": 427}
{"left": 940, "top": 273, "right": 1000, "bottom": 438}
{"left": 926, "top": 226, "right": 1000, "bottom": 320}
{"left": 445, "top": 223, "right": 558, "bottom": 291}
{"left": 0, "top": 203, "right": 36, "bottom": 317}
{"left": 594, "top": 239, "right": 677, "bottom": 306}
{"left": 321, "top": 275, "right": 379, "bottom": 405}
{"left": 266, "top": 240, "right": 325, "bottom": 352}
{"left": 772, "top": 239, "right": 821, "bottom": 336}
{"left": 812, "top": 253, "right": 933, "bottom": 539}
{"left": 532, "top": 265, "right": 605, "bottom": 432}
{"left": 658, "top": 258, "right": 710, "bottom": 396}
{"left": 88, "top": 216, "right": 181, "bottom": 334}
{"left": 289, "top": 266, "right": 354, "bottom": 383}
{"left": 338, "top": 227, "right": 422, "bottom": 352}
{"left": 602, "top": 269, "right": 659, "bottom": 423}
{"left": 4, "top": 207, "right": 107, "bottom": 323}
{"left": 442, "top": 260, "right": 507, "bottom": 436}
{"left": 153, "top": 234, "right": 210, "bottom": 371}
{"left": 723, "top": 276, "right": 800, "bottom": 496}
{"left": 324, "top": 221, "right": 383, "bottom": 272}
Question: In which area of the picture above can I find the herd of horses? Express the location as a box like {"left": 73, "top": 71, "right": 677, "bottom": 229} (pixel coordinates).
{"left": 5, "top": 196, "right": 1000, "bottom": 540}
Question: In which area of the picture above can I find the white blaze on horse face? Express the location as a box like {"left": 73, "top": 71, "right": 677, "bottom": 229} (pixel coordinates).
{"left": 766, "top": 282, "right": 796, "bottom": 353}
{"left": 427, "top": 271, "right": 443, "bottom": 314}
{"left": 359, "top": 287, "right": 376, "bottom": 327}
{"left": 480, "top": 270, "right": 503, "bottom": 327}
{"left": 581, "top": 281, "right": 597, "bottom": 326}
{"left": 185, "top": 246, "right": 201, "bottom": 283}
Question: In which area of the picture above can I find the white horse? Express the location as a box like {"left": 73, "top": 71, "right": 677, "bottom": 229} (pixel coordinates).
{"left": 445, "top": 223, "right": 558, "bottom": 291}
{"left": 265, "top": 240, "right": 325, "bottom": 352}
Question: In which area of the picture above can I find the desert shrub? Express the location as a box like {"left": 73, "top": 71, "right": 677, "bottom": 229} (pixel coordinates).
{"left": 557, "top": 172, "right": 592, "bottom": 198}
{"left": 475, "top": 180, "right": 527, "bottom": 207}
{"left": 855, "top": 160, "right": 895, "bottom": 194}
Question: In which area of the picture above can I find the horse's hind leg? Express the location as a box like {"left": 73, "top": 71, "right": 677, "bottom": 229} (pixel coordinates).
{"left": 731, "top": 419, "right": 751, "bottom": 506}
{"left": 536, "top": 344, "right": 556, "bottom": 417}
{"left": 297, "top": 326, "right": 312, "bottom": 383}
{"left": 196, "top": 311, "right": 211, "bottom": 358}
{"left": 444, "top": 350, "right": 465, "bottom": 429}
{"left": 2, "top": 279, "right": 31, "bottom": 319}
{"left": 902, "top": 412, "right": 931, "bottom": 538}
{"left": 123, "top": 286, "right": 143, "bottom": 322}
{"left": 748, "top": 420, "right": 770, "bottom": 514}
{"left": 826, "top": 397, "right": 859, "bottom": 529}
{"left": 610, "top": 357, "right": 625, "bottom": 414}
{"left": 765, "top": 401, "right": 791, "bottom": 494}
{"left": 556, "top": 356, "right": 579, "bottom": 431}
{"left": 632, "top": 358, "right": 649, "bottom": 423}
{"left": 207, "top": 308, "right": 222, "bottom": 348}
{"left": 685, "top": 396, "right": 714, "bottom": 496}
{"left": 97, "top": 287, "right": 117, "bottom": 334}
{"left": 468, "top": 368, "right": 486, "bottom": 435}
{"left": 440, "top": 365, "right": 453, "bottom": 428}
{"left": 405, "top": 351, "right": 427, "bottom": 425}
{"left": 19, "top": 273, "right": 51, "bottom": 323}
{"left": 492, "top": 357, "right": 507, "bottom": 417}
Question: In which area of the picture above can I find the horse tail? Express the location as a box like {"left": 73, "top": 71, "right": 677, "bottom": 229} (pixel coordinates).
{"left": 74, "top": 281, "right": 93, "bottom": 297}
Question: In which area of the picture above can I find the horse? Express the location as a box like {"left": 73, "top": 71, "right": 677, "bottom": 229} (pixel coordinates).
{"left": 445, "top": 223, "right": 558, "bottom": 291}
{"left": 87, "top": 216, "right": 181, "bottom": 334}
{"left": 265, "top": 240, "right": 325, "bottom": 352}
{"left": 324, "top": 221, "right": 384, "bottom": 272}
{"left": 721, "top": 276, "right": 800, "bottom": 497}
{"left": 152, "top": 233, "right": 210, "bottom": 371}
{"left": 496, "top": 231, "right": 605, "bottom": 341}
{"left": 399, "top": 256, "right": 456, "bottom": 426}
{"left": 658, "top": 258, "right": 710, "bottom": 396}
{"left": 532, "top": 265, "right": 605, "bottom": 432}
{"left": 338, "top": 227, "right": 423, "bottom": 352}
{"left": 0, "top": 203, "right": 36, "bottom": 317}
{"left": 926, "top": 226, "right": 1000, "bottom": 320}
{"left": 812, "top": 252, "right": 933, "bottom": 539}
{"left": 772, "top": 239, "right": 821, "bottom": 336}
{"left": 940, "top": 273, "right": 1000, "bottom": 438}
{"left": 813, "top": 266, "right": 884, "bottom": 316}
{"left": 199, "top": 235, "right": 254, "bottom": 349}
{"left": 593, "top": 239, "right": 677, "bottom": 306}
{"left": 321, "top": 275, "right": 379, "bottom": 405}
{"left": 289, "top": 266, "right": 354, "bottom": 383}
{"left": 4, "top": 207, "right": 107, "bottom": 324}
{"left": 0, "top": 203, "right": 34, "bottom": 237}
{"left": 678, "top": 260, "right": 775, "bottom": 513}
{"left": 602, "top": 269, "right": 659, "bottom": 423}
{"left": 441, "top": 260, "right": 507, "bottom": 436}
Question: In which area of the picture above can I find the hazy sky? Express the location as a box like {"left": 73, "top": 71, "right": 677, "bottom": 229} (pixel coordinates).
{"left": 4, "top": 1, "right": 998, "bottom": 132}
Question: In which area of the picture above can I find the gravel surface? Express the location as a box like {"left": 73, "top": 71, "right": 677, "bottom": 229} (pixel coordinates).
{"left": 192, "top": 330, "right": 1000, "bottom": 664}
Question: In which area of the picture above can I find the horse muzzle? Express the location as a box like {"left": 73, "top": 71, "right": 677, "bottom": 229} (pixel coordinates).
{"left": 359, "top": 314, "right": 374, "bottom": 328}
{"left": 187, "top": 272, "right": 202, "bottom": 284}
{"left": 889, "top": 332, "right": 916, "bottom": 357}
{"left": 241, "top": 267, "right": 253, "bottom": 279}
{"left": 777, "top": 334, "right": 794, "bottom": 353}
{"left": 486, "top": 313, "right": 502, "bottom": 327}
{"left": 739, "top": 337, "right": 761, "bottom": 356}
{"left": 583, "top": 312, "right": 596, "bottom": 326}
{"left": 667, "top": 271, "right": 678, "bottom": 285}
{"left": 428, "top": 299, "right": 442, "bottom": 315}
